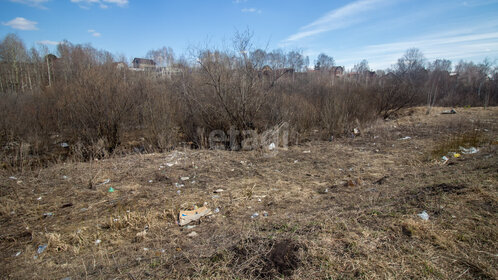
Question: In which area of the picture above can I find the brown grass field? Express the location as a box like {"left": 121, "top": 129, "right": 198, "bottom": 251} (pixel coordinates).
{"left": 1, "top": 107, "right": 497, "bottom": 279}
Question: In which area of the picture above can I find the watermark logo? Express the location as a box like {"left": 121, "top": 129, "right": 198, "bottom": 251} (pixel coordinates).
{"left": 207, "top": 122, "right": 289, "bottom": 156}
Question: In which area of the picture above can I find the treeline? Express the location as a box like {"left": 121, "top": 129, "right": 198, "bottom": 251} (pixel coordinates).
{"left": 0, "top": 32, "right": 497, "bottom": 169}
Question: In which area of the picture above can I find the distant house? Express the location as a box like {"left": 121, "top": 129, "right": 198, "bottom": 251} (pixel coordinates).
{"left": 132, "top": 58, "right": 156, "bottom": 69}
{"left": 330, "top": 66, "right": 344, "bottom": 77}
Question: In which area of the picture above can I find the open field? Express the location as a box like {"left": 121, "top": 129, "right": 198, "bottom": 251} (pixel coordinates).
{"left": 1, "top": 107, "right": 497, "bottom": 279}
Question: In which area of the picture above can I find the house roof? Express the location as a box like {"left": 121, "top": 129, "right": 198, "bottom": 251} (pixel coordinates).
{"left": 132, "top": 58, "right": 156, "bottom": 65}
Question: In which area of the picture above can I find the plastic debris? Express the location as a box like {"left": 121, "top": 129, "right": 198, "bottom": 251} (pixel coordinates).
{"left": 460, "top": 147, "right": 478, "bottom": 154}
{"left": 453, "top": 153, "right": 461, "bottom": 158}
{"left": 37, "top": 244, "right": 47, "bottom": 254}
{"left": 177, "top": 190, "right": 181, "bottom": 195}
{"left": 99, "top": 179, "right": 110, "bottom": 185}
{"left": 418, "top": 211, "right": 429, "bottom": 221}
{"left": 187, "top": 231, "right": 198, "bottom": 237}
{"left": 251, "top": 212, "right": 259, "bottom": 219}
{"left": 294, "top": 160, "right": 298, "bottom": 163}
{"left": 9, "top": 176, "right": 17, "bottom": 180}
{"left": 185, "top": 225, "right": 197, "bottom": 229}
{"left": 108, "top": 187, "right": 115, "bottom": 193}
{"left": 178, "top": 206, "right": 212, "bottom": 226}
{"left": 180, "top": 177, "right": 189, "bottom": 181}
{"left": 268, "top": 142, "right": 276, "bottom": 150}
{"left": 214, "top": 207, "right": 220, "bottom": 213}
{"left": 37, "top": 197, "right": 42, "bottom": 200}
{"left": 441, "top": 109, "right": 457, "bottom": 114}
{"left": 148, "top": 180, "right": 153, "bottom": 183}
{"left": 212, "top": 195, "right": 220, "bottom": 199}
{"left": 43, "top": 212, "right": 54, "bottom": 217}
{"left": 62, "top": 175, "right": 68, "bottom": 180}
{"left": 14, "top": 251, "right": 21, "bottom": 257}
{"left": 95, "top": 239, "right": 101, "bottom": 245}
{"left": 353, "top": 128, "right": 360, "bottom": 135}
{"left": 174, "top": 182, "right": 184, "bottom": 188}
{"left": 398, "top": 136, "right": 411, "bottom": 140}
{"left": 262, "top": 211, "right": 268, "bottom": 217}
{"left": 166, "top": 163, "right": 175, "bottom": 167}
{"left": 213, "top": 189, "right": 224, "bottom": 193}
{"left": 441, "top": 156, "right": 449, "bottom": 164}
{"left": 303, "top": 150, "right": 311, "bottom": 154}
{"left": 60, "top": 142, "right": 69, "bottom": 148}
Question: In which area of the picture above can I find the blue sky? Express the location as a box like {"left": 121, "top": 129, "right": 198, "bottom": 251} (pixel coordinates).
{"left": 1, "top": 0, "right": 497, "bottom": 70}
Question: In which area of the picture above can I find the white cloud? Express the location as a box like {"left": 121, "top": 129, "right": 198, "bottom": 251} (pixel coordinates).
{"left": 88, "top": 29, "right": 101, "bottom": 37}
{"left": 71, "top": 0, "right": 127, "bottom": 9}
{"left": 233, "top": 0, "right": 248, "bottom": 3}
{"left": 37, "top": 40, "right": 60, "bottom": 45}
{"left": 241, "top": 7, "right": 261, "bottom": 14}
{"left": 2, "top": 17, "right": 38, "bottom": 30}
{"left": 283, "top": 0, "right": 390, "bottom": 44}
{"left": 9, "top": 0, "right": 49, "bottom": 9}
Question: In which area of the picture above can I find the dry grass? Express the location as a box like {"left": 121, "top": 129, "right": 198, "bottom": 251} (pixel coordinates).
{"left": 1, "top": 107, "right": 497, "bottom": 279}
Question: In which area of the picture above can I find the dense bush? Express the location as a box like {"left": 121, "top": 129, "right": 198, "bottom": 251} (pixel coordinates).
{"left": 0, "top": 33, "right": 496, "bottom": 169}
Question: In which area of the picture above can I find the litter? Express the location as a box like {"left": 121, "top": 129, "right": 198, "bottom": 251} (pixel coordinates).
{"left": 148, "top": 180, "right": 153, "bottom": 183}
{"left": 37, "top": 244, "right": 47, "bottom": 254}
{"left": 453, "top": 153, "right": 461, "bottom": 158}
{"left": 95, "top": 239, "right": 101, "bottom": 245}
{"left": 441, "top": 156, "right": 449, "bottom": 164}
{"left": 417, "top": 211, "right": 429, "bottom": 221}
{"left": 166, "top": 163, "right": 175, "bottom": 167}
{"left": 60, "top": 142, "right": 69, "bottom": 148}
{"left": 9, "top": 176, "right": 17, "bottom": 180}
{"left": 303, "top": 150, "right": 311, "bottom": 154}
{"left": 175, "top": 183, "right": 184, "bottom": 188}
{"left": 262, "top": 211, "right": 268, "bottom": 217}
{"left": 294, "top": 160, "right": 298, "bottom": 163}
{"left": 214, "top": 207, "right": 220, "bottom": 213}
{"left": 185, "top": 225, "right": 197, "bottom": 229}
{"left": 460, "top": 147, "right": 478, "bottom": 154}
{"left": 178, "top": 206, "right": 212, "bottom": 226}
{"left": 441, "top": 109, "right": 457, "bottom": 114}
{"left": 14, "top": 251, "right": 21, "bottom": 257}
{"left": 213, "top": 189, "right": 224, "bottom": 193}
{"left": 180, "top": 177, "right": 190, "bottom": 181}
{"left": 37, "top": 197, "right": 42, "bottom": 200}
{"left": 268, "top": 143, "right": 276, "bottom": 150}
{"left": 187, "top": 231, "right": 198, "bottom": 237}
{"left": 43, "top": 212, "right": 54, "bottom": 217}
{"left": 212, "top": 195, "right": 220, "bottom": 199}
{"left": 108, "top": 187, "right": 115, "bottom": 193}
{"left": 177, "top": 190, "right": 181, "bottom": 195}
{"left": 99, "top": 179, "right": 110, "bottom": 185}
{"left": 251, "top": 212, "right": 259, "bottom": 219}
{"left": 398, "top": 136, "right": 411, "bottom": 140}
{"left": 62, "top": 175, "right": 68, "bottom": 180}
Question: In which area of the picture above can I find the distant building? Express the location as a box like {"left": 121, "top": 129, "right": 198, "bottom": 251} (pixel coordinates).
{"left": 132, "top": 58, "right": 156, "bottom": 69}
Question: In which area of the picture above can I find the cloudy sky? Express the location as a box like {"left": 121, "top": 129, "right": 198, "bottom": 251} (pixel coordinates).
{"left": 1, "top": 0, "right": 497, "bottom": 70}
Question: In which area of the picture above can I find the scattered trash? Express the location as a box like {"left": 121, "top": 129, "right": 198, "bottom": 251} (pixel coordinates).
{"left": 441, "top": 108, "right": 457, "bottom": 114}
{"left": 180, "top": 177, "right": 190, "bottom": 181}
{"left": 187, "top": 231, "right": 198, "bottom": 237}
{"left": 37, "top": 244, "right": 47, "bottom": 254}
{"left": 95, "top": 239, "right": 101, "bottom": 245}
{"left": 460, "top": 147, "right": 478, "bottom": 154}
{"left": 178, "top": 206, "right": 212, "bottom": 226}
{"left": 60, "top": 142, "right": 69, "bottom": 148}
{"left": 251, "top": 212, "right": 259, "bottom": 219}
{"left": 9, "top": 176, "right": 17, "bottom": 180}
{"left": 214, "top": 207, "right": 220, "bottom": 213}
{"left": 80, "top": 208, "right": 88, "bottom": 212}
{"left": 174, "top": 182, "right": 185, "bottom": 188}
{"left": 99, "top": 179, "right": 110, "bottom": 185}
{"left": 294, "top": 160, "right": 298, "bottom": 163}
{"left": 257, "top": 198, "right": 262, "bottom": 202}
{"left": 108, "top": 187, "right": 115, "bottom": 193}
{"left": 268, "top": 142, "right": 276, "bottom": 150}
{"left": 353, "top": 128, "right": 360, "bottom": 135}
{"left": 185, "top": 225, "right": 197, "bottom": 229}
{"left": 262, "top": 211, "right": 268, "bottom": 217}
{"left": 37, "top": 197, "right": 42, "bottom": 200}
{"left": 417, "top": 211, "right": 429, "bottom": 221}
{"left": 441, "top": 156, "right": 449, "bottom": 164}
{"left": 148, "top": 180, "right": 153, "bottom": 183}
{"left": 166, "top": 163, "right": 175, "bottom": 167}
{"left": 212, "top": 195, "right": 220, "bottom": 199}
{"left": 453, "top": 153, "right": 461, "bottom": 158}
{"left": 14, "top": 251, "right": 21, "bottom": 257}
{"left": 303, "top": 150, "right": 311, "bottom": 154}
{"left": 143, "top": 248, "right": 149, "bottom": 251}
{"left": 398, "top": 136, "right": 411, "bottom": 140}
{"left": 213, "top": 189, "right": 224, "bottom": 193}
{"left": 43, "top": 212, "right": 54, "bottom": 217}
{"left": 62, "top": 175, "right": 68, "bottom": 180}
{"left": 177, "top": 190, "right": 181, "bottom": 195}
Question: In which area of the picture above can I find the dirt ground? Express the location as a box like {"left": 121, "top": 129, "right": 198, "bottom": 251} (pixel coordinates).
{"left": 1, "top": 107, "right": 497, "bottom": 279}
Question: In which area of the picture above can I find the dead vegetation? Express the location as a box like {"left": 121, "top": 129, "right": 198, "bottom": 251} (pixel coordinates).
{"left": 0, "top": 106, "right": 497, "bottom": 279}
